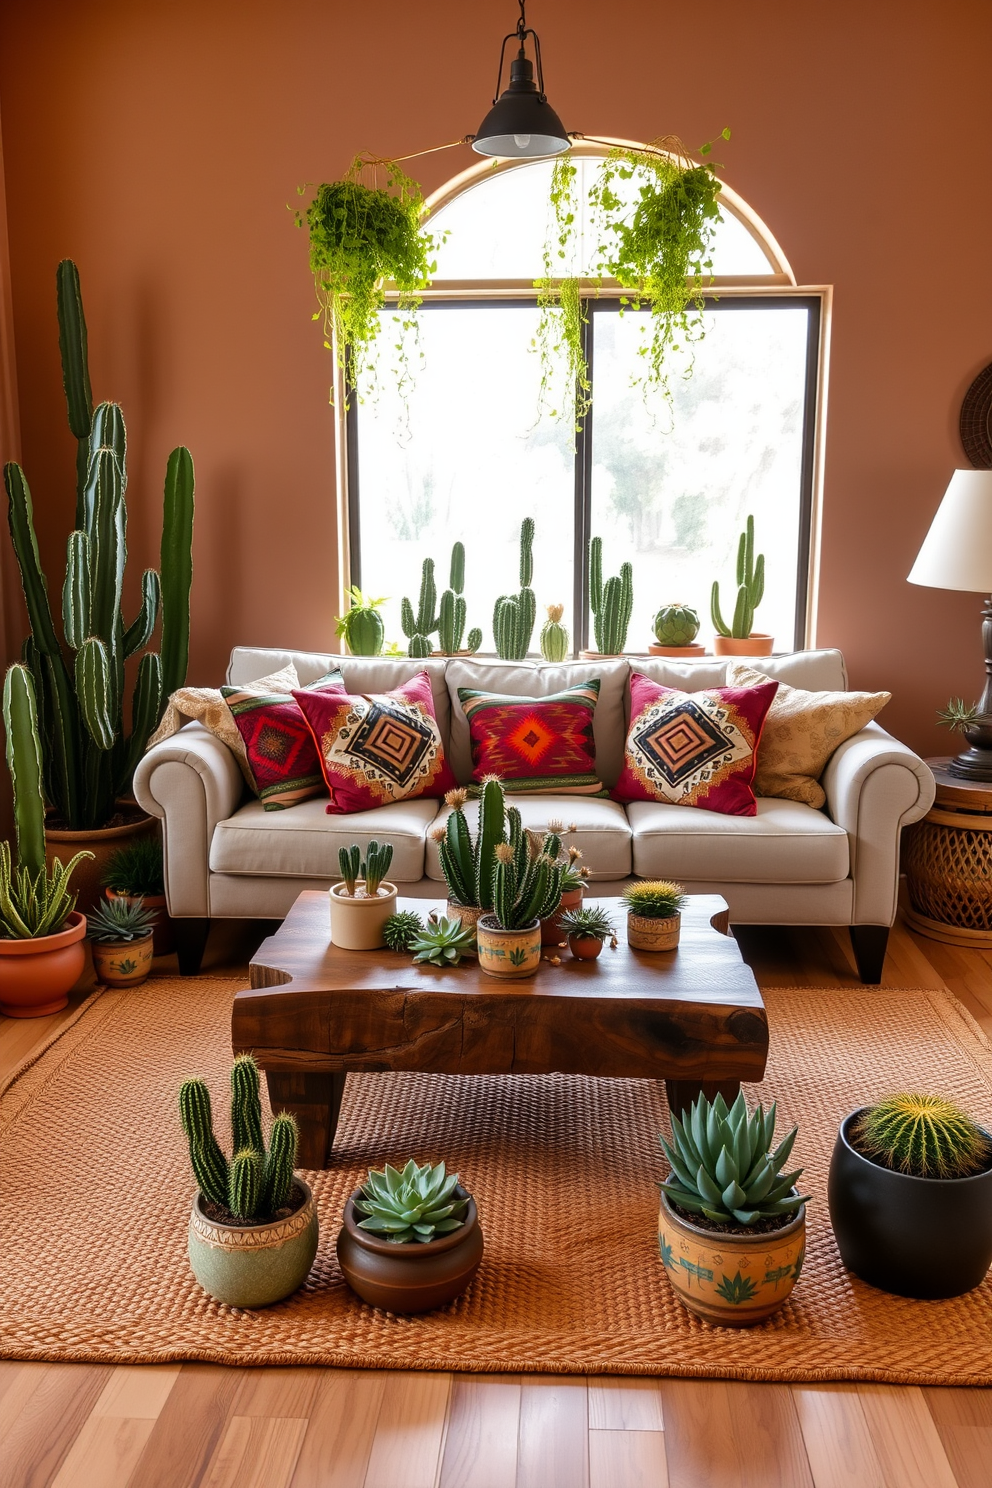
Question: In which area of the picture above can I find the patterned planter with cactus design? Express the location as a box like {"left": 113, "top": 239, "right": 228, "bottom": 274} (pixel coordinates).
{"left": 659, "top": 1189, "right": 805, "bottom": 1326}
{"left": 476, "top": 916, "right": 542, "bottom": 979}
{"left": 91, "top": 931, "right": 154, "bottom": 987}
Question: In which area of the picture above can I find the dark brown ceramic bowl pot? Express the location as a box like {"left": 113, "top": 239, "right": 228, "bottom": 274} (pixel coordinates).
{"left": 336, "top": 1187, "right": 483, "bottom": 1314}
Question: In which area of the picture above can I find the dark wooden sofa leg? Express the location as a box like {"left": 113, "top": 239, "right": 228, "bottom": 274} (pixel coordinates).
{"left": 849, "top": 925, "right": 889, "bottom": 985}
{"left": 175, "top": 918, "right": 210, "bottom": 976}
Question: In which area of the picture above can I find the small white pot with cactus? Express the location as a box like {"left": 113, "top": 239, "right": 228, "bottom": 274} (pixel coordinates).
{"left": 329, "top": 841, "right": 397, "bottom": 950}
{"left": 180, "top": 1054, "right": 318, "bottom": 1308}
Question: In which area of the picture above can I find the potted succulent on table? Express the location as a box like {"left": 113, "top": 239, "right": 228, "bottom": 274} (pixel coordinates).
{"left": 180, "top": 1054, "right": 318, "bottom": 1308}
{"left": 711, "top": 515, "right": 773, "bottom": 657}
{"left": 102, "top": 837, "right": 173, "bottom": 955}
{"left": 409, "top": 914, "right": 477, "bottom": 967}
{"left": 476, "top": 829, "right": 564, "bottom": 981}
{"left": 659, "top": 1091, "right": 809, "bottom": 1326}
{"left": 559, "top": 904, "right": 615, "bottom": 961}
{"left": 337, "top": 1159, "right": 483, "bottom": 1314}
{"left": 329, "top": 841, "right": 396, "bottom": 950}
{"left": 623, "top": 880, "right": 686, "bottom": 951}
{"left": 651, "top": 604, "right": 705, "bottom": 657}
{"left": 0, "top": 663, "right": 92, "bottom": 1017}
{"left": 87, "top": 896, "right": 156, "bottom": 986}
{"left": 335, "top": 586, "right": 387, "bottom": 656}
{"left": 828, "top": 1092, "right": 992, "bottom": 1298}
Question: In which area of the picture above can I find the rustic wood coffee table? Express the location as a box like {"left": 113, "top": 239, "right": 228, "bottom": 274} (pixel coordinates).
{"left": 233, "top": 891, "right": 768, "bottom": 1167}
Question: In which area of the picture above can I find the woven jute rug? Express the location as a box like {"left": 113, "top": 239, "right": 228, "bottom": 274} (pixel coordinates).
{"left": 2, "top": 974, "right": 992, "bottom": 1383}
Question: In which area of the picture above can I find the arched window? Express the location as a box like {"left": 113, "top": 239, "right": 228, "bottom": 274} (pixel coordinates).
{"left": 343, "top": 145, "right": 823, "bottom": 655}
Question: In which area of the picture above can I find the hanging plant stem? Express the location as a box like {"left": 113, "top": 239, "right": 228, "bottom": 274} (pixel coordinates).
{"left": 296, "top": 155, "right": 441, "bottom": 406}
{"left": 535, "top": 155, "right": 591, "bottom": 430}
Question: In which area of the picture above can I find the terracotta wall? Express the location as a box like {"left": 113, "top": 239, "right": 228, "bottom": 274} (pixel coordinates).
{"left": 0, "top": 0, "right": 989, "bottom": 755}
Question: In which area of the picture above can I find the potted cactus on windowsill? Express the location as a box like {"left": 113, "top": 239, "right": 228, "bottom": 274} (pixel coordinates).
{"left": 329, "top": 841, "right": 397, "bottom": 949}
{"left": 711, "top": 514, "right": 773, "bottom": 656}
{"left": 659, "top": 1091, "right": 809, "bottom": 1326}
{"left": 337, "top": 1159, "right": 484, "bottom": 1313}
{"left": 180, "top": 1054, "right": 318, "bottom": 1308}
{"left": 828, "top": 1093, "right": 992, "bottom": 1298}
{"left": 650, "top": 603, "right": 705, "bottom": 657}
{"left": 580, "top": 537, "right": 633, "bottom": 658}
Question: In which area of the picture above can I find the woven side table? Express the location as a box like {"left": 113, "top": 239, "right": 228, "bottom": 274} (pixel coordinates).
{"left": 904, "top": 758, "right": 992, "bottom": 946}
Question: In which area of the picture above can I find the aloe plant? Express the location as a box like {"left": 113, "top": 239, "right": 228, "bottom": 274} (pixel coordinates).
{"left": 661, "top": 1091, "right": 809, "bottom": 1227}
{"left": 3, "top": 260, "right": 194, "bottom": 831}
{"left": 85, "top": 895, "right": 156, "bottom": 943}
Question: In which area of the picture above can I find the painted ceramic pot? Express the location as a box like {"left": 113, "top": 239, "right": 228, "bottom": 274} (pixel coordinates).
{"left": 329, "top": 881, "right": 397, "bottom": 951}
{"left": 0, "top": 911, "right": 87, "bottom": 1018}
{"left": 90, "top": 932, "right": 155, "bottom": 987}
{"left": 659, "top": 1189, "right": 806, "bottom": 1326}
{"left": 476, "top": 916, "right": 542, "bottom": 979}
{"left": 627, "top": 911, "right": 681, "bottom": 952}
{"left": 712, "top": 634, "right": 774, "bottom": 657}
{"left": 337, "top": 1187, "right": 483, "bottom": 1314}
{"left": 541, "top": 885, "right": 583, "bottom": 946}
{"left": 828, "top": 1108, "right": 992, "bottom": 1298}
{"left": 446, "top": 902, "right": 483, "bottom": 957}
{"left": 649, "top": 643, "right": 707, "bottom": 657}
{"left": 567, "top": 934, "right": 604, "bottom": 961}
{"left": 188, "top": 1179, "right": 319, "bottom": 1308}
{"left": 106, "top": 889, "right": 174, "bottom": 956}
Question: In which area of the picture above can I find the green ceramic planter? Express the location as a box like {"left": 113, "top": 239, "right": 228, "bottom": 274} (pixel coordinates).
{"left": 187, "top": 1179, "right": 319, "bottom": 1307}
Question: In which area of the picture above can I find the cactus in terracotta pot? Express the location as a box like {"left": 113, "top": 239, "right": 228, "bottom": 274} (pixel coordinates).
{"left": 712, "top": 514, "right": 765, "bottom": 640}
{"left": 653, "top": 604, "right": 700, "bottom": 646}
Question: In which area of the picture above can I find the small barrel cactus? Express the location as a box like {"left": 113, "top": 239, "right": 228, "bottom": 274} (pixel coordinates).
{"left": 336, "top": 586, "right": 386, "bottom": 656}
{"left": 383, "top": 910, "right": 425, "bottom": 952}
{"left": 540, "top": 604, "right": 570, "bottom": 661}
{"left": 853, "top": 1094, "right": 991, "bottom": 1179}
{"left": 653, "top": 604, "right": 700, "bottom": 646}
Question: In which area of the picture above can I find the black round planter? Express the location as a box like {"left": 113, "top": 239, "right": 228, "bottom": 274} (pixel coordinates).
{"left": 828, "top": 1108, "right": 992, "bottom": 1299}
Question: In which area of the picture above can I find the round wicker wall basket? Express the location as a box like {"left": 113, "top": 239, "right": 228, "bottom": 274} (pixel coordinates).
{"left": 903, "top": 807, "right": 992, "bottom": 946}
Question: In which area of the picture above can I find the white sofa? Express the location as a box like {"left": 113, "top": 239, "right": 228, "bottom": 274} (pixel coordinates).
{"left": 133, "top": 646, "right": 936, "bottom": 983}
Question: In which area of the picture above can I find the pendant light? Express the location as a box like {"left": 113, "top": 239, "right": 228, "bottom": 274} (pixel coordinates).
{"left": 472, "top": 1, "right": 570, "bottom": 159}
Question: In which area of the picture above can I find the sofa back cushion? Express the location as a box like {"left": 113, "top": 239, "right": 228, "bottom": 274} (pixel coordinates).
{"left": 445, "top": 659, "right": 629, "bottom": 788}
{"left": 630, "top": 648, "right": 848, "bottom": 697}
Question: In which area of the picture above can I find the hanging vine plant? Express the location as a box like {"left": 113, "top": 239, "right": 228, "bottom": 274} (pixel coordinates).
{"left": 297, "top": 155, "right": 442, "bottom": 405}
{"left": 535, "top": 131, "right": 730, "bottom": 425}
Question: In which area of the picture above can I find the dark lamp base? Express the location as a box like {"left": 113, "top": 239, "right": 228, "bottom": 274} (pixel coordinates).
{"left": 948, "top": 747, "right": 992, "bottom": 782}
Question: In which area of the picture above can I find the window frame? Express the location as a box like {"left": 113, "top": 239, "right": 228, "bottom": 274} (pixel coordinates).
{"left": 337, "top": 148, "right": 831, "bottom": 654}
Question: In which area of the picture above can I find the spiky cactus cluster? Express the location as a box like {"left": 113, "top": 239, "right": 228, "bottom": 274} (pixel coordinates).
{"left": 653, "top": 604, "right": 700, "bottom": 646}
{"left": 337, "top": 841, "right": 393, "bottom": 896}
{"left": 589, "top": 537, "right": 633, "bottom": 654}
{"left": 382, "top": 910, "right": 425, "bottom": 951}
{"left": 712, "top": 514, "right": 765, "bottom": 639}
{"left": 433, "top": 779, "right": 565, "bottom": 924}
{"left": 179, "top": 1054, "right": 299, "bottom": 1223}
{"left": 854, "top": 1094, "right": 991, "bottom": 1179}
{"left": 493, "top": 519, "right": 537, "bottom": 660}
{"left": 492, "top": 829, "right": 564, "bottom": 932}
{"left": 540, "top": 603, "right": 570, "bottom": 661}
{"left": 402, "top": 545, "right": 481, "bottom": 657}
{"left": 662, "top": 1091, "right": 809, "bottom": 1227}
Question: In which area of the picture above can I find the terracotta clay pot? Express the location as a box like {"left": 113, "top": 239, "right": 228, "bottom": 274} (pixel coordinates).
{"left": 476, "top": 916, "right": 542, "bottom": 979}
{"left": 106, "top": 890, "right": 174, "bottom": 956}
{"left": 567, "top": 934, "right": 604, "bottom": 961}
{"left": 90, "top": 932, "right": 155, "bottom": 987}
{"left": 659, "top": 1189, "right": 805, "bottom": 1326}
{"left": 649, "top": 643, "right": 707, "bottom": 658}
{"left": 712, "top": 634, "right": 774, "bottom": 657}
{"left": 188, "top": 1179, "right": 319, "bottom": 1308}
{"left": 446, "top": 901, "right": 482, "bottom": 957}
{"left": 45, "top": 804, "right": 157, "bottom": 915}
{"left": 627, "top": 911, "right": 681, "bottom": 952}
{"left": 337, "top": 1187, "right": 483, "bottom": 1313}
{"left": 329, "top": 881, "right": 398, "bottom": 950}
{"left": 541, "top": 885, "right": 583, "bottom": 945}
{"left": 0, "top": 911, "right": 87, "bottom": 1018}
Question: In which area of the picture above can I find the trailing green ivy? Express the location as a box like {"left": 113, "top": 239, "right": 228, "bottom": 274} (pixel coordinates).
{"left": 534, "top": 155, "right": 590, "bottom": 429}
{"left": 297, "top": 156, "right": 441, "bottom": 404}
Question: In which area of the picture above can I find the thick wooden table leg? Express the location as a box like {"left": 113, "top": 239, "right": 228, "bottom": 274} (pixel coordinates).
{"left": 265, "top": 1071, "right": 346, "bottom": 1168}
{"left": 665, "top": 1078, "right": 741, "bottom": 1122}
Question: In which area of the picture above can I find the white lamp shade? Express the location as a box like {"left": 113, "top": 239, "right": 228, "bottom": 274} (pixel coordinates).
{"left": 908, "top": 470, "right": 992, "bottom": 592}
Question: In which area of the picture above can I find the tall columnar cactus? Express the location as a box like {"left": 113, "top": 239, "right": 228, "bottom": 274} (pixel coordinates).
{"left": 434, "top": 778, "right": 565, "bottom": 919}
{"left": 588, "top": 537, "right": 633, "bottom": 654}
{"left": 540, "top": 604, "right": 570, "bottom": 661}
{"left": 3, "top": 260, "right": 195, "bottom": 831}
{"left": 401, "top": 557, "right": 438, "bottom": 657}
{"left": 712, "top": 514, "right": 765, "bottom": 640}
{"left": 179, "top": 1056, "right": 300, "bottom": 1222}
{"left": 438, "top": 542, "right": 482, "bottom": 655}
{"left": 493, "top": 519, "right": 537, "bottom": 660}
{"left": 3, "top": 663, "right": 47, "bottom": 879}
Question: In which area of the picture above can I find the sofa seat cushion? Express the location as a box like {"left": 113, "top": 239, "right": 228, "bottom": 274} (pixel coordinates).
{"left": 426, "top": 796, "right": 632, "bottom": 883}
{"left": 627, "top": 797, "right": 850, "bottom": 884}
{"left": 208, "top": 797, "right": 440, "bottom": 880}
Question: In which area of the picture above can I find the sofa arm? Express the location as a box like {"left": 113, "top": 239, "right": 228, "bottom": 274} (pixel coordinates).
{"left": 133, "top": 723, "right": 244, "bottom": 916}
{"left": 821, "top": 722, "right": 936, "bottom": 925}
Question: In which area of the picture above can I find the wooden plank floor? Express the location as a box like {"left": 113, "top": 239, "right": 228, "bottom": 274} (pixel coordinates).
{"left": 2, "top": 909, "right": 991, "bottom": 1488}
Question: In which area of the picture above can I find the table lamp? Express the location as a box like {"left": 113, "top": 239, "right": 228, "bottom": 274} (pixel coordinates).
{"left": 909, "top": 469, "right": 992, "bottom": 779}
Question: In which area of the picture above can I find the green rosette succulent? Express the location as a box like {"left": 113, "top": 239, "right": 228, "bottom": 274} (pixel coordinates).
{"left": 354, "top": 1159, "right": 468, "bottom": 1244}
{"left": 661, "top": 1091, "right": 809, "bottom": 1227}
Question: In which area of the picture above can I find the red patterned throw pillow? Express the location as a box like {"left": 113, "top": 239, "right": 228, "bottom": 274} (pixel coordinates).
{"left": 457, "top": 679, "right": 606, "bottom": 795}
{"left": 614, "top": 674, "right": 778, "bottom": 816}
{"left": 220, "top": 671, "right": 344, "bottom": 811}
{"left": 294, "top": 671, "right": 457, "bottom": 814}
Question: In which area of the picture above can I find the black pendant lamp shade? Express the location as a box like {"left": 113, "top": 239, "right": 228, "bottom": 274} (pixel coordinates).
{"left": 472, "top": 3, "right": 569, "bottom": 159}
